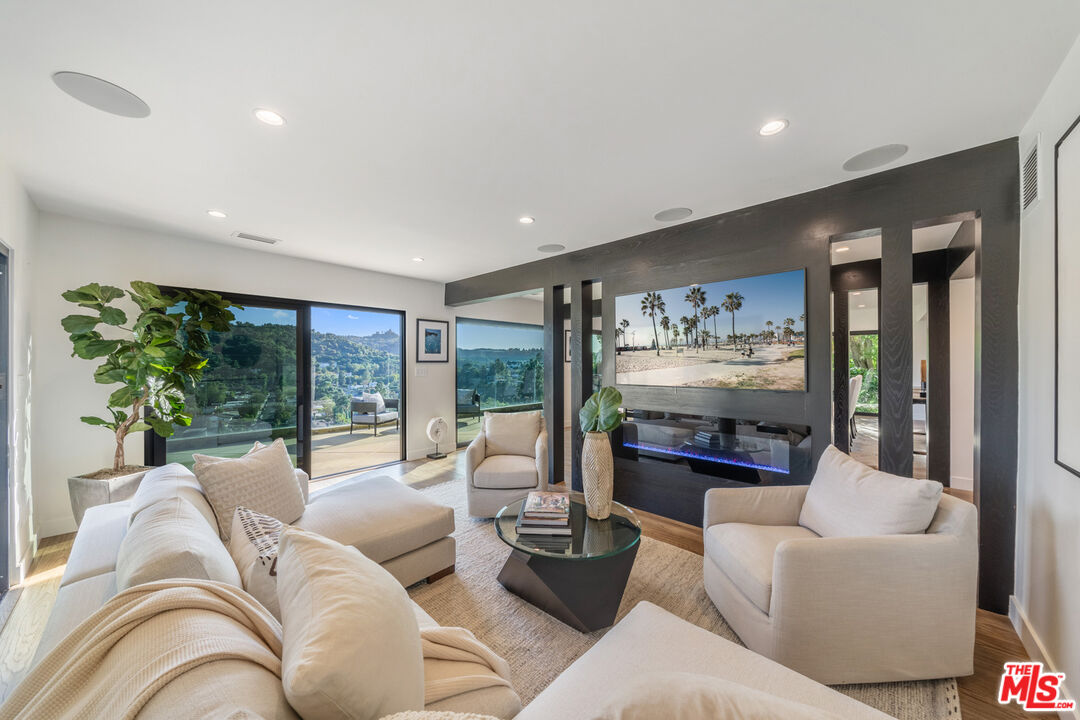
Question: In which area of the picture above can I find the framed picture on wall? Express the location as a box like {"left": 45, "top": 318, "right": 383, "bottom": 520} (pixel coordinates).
{"left": 417, "top": 318, "right": 450, "bottom": 363}
{"left": 1056, "top": 114, "right": 1080, "bottom": 477}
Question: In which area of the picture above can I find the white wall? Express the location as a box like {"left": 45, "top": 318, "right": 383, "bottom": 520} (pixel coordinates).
{"left": 949, "top": 277, "right": 975, "bottom": 490}
{"left": 31, "top": 211, "right": 539, "bottom": 537}
{"left": 0, "top": 155, "right": 38, "bottom": 584}
{"left": 1015, "top": 33, "right": 1080, "bottom": 717}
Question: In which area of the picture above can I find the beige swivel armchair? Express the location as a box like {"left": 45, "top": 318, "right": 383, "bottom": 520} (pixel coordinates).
{"left": 466, "top": 410, "right": 548, "bottom": 517}
{"left": 703, "top": 445, "right": 978, "bottom": 685}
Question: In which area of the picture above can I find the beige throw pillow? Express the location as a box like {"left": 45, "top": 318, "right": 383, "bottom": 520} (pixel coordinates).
{"left": 116, "top": 496, "right": 242, "bottom": 591}
{"left": 128, "top": 462, "right": 218, "bottom": 530}
{"left": 228, "top": 506, "right": 285, "bottom": 619}
{"left": 276, "top": 527, "right": 424, "bottom": 720}
{"left": 193, "top": 437, "right": 305, "bottom": 541}
{"left": 799, "top": 445, "right": 943, "bottom": 537}
{"left": 591, "top": 672, "right": 843, "bottom": 720}
{"left": 484, "top": 410, "right": 540, "bottom": 457}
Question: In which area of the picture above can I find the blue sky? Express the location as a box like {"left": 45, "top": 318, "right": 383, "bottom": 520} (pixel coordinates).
{"left": 457, "top": 319, "right": 543, "bottom": 350}
{"left": 615, "top": 270, "right": 805, "bottom": 345}
{"left": 233, "top": 306, "right": 402, "bottom": 337}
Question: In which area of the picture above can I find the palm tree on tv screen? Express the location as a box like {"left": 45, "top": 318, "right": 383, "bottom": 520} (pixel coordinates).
{"left": 659, "top": 315, "right": 671, "bottom": 350}
{"left": 640, "top": 291, "right": 665, "bottom": 357}
{"left": 783, "top": 317, "right": 795, "bottom": 343}
{"left": 706, "top": 305, "right": 720, "bottom": 348}
{"left": 766, "top": 320, "right": 774, "bottom": 344}
{"left": 671, "top": 325, "right": 680, "bottom": 348}
{"left": 722, "top": 292, "right": 744, "bottom": 347}
{"left": 619, "top": 318, "right": 630, "bottom": 348}
{"left": 684, "top": 286, "right": 706, "bottom": 349}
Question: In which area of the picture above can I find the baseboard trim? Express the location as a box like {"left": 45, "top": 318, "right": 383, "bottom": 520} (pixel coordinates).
{"left": 1010, "top": 595, "right": 1078, "bottom": 720}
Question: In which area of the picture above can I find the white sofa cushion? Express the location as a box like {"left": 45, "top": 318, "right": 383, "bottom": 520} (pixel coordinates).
{"left": 299, "top": 475, "right": 454, "bottom": 564}
{"left": 129, "top": 462, "right": 218, "bottom": 530}
{"left": 193, "top": 437, "right": 306, "bottom": 541}
{"left": 33, "top": 572, "right": 118, "bottom": 667}
{"left": 704, "top": 523, "right": 818, "bottom": 614}
{"left": 61, "top": 501, "right": 130, "bottom": 587}
{"left": 484, "top": 411, "right": 540, "bottom": 458}
{"left": 228, "top": 506, "right": 284, "bottom": 620}
{"left": 592, "top": 671, "right": 843, "bottom": 719}
{"left": 116, "top": 497, "right": 242, "bottom": 591}
{"left": 799, "top": 445, "right": 943, "bottom": 537}
{"left": 277, "top": 528, "right": 424, "bottom": 720}
{"left": 515, "top": 602, "right": 890, "bottom": 720}
{"left": 472, "top": 455, "right": 538, "bottom": 490}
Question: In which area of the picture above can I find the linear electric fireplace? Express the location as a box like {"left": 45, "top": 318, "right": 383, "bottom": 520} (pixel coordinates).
{"left": 609, "top": 409, "right": 812, "bottom": 526}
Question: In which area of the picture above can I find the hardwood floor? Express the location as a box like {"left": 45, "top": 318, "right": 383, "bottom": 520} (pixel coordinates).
{"left": 0, "top": 450, "right": 1028, "bottom": 717}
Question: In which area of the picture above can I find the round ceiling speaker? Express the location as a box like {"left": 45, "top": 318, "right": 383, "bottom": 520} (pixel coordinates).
{"left": 842, "top": 144, "right": 908, "bottom": 172}
{"left": 654, "top": 207, "right": 693, "bottom": 222}
{"left": 537, "top": 244, "right": 565, "bottom": 253}
{"left": 426, "top": 417, "right": 449, "bottom": 459}
{"left": 52, "top": 71, "right": 150, "bottom": 118}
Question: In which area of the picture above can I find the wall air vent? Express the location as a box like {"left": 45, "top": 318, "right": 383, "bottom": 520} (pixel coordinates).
{"left": 1021, "top": 139, "right": 1039, "bottom": 213}
{"left": 231, "top": 231, "right": 282, "bottom": 246}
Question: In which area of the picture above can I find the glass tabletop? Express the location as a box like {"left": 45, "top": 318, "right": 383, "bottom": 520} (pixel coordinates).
{"left": 494, "top": 491, "right": 642, "bottom": 560}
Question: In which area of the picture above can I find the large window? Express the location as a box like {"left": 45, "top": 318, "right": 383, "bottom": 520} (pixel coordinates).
{"left": 456, "top": 318, "right": 544, "bottom": 446}
{"left": 154, "top": 291, "right": 405, "bottom": 479}
{"left": 849, "top": 332, "right": 879, "bottom": 414}
{"left": 166, "top": 303, "right": 300, "bottom": 467}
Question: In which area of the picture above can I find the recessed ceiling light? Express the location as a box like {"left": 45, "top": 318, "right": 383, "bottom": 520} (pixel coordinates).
{"left": 654, "top": 207, "right": 693, "bottom": 222}
{"left": 207, "top": 209, "right": 227, "bottom": 219}
{"left": 759, "top": 119, "right": 788, "bottom": 136}
{"left": 835, "top": 246, "right": 851, "bottom": 252}
{"left": 412, "top": 257, "right": 424, "bottom": 263}
{"left": 852, "top": 291, "right": 862, "bottom": 296}
{"left": 52, "top": 71, "right": 150, "bottom": 118}
{"left": 537, "top": 244, "right": 565, "bottom": 253}
{"left": 842, "top": 144, "right": 908, "bottom": 172}
{"left": 858, "top": 304, "right": 867, "bottom": 308}
{"left": 519, "top": 216, "right": 535, "bottom": 224}
{"left": 253, "top": 108, "right": 286, "bottom": 126}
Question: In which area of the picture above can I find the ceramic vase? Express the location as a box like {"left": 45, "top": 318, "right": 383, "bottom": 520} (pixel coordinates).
{"left": 581, "top": 431, "right": 614, "bottom": 519}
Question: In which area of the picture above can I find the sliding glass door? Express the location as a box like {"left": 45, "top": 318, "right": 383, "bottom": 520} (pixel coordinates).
{"left": 153, "top": 292, "right": 405, "bottom": 479}
{"left": 310, "top": 306, "right": 404, "bottom": 477}
{"left": 164, "top": 301, "right": 301, "bottom": 467}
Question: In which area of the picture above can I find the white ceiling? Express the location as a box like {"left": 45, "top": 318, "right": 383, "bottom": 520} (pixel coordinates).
{"left": 831, "top": 222, "right": 964, "bottom": 264}
{"left": 1, "top": 2, "right": 1077, "bottom": 283}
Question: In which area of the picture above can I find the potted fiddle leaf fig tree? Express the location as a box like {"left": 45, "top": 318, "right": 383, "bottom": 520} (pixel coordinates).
{"left": 578, "top": 386, "right": 624, "bottom": 519}
{"left": 63, "top": 281, "right": 236, "bottom": 524}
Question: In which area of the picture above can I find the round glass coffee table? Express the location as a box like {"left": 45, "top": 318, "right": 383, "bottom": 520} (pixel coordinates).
{"left": 494, "top": 492, "right": 641, "bottom": 632}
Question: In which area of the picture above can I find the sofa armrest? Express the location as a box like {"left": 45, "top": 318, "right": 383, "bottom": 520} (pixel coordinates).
{"left": 466, "top": 431, "right": 486, "bottom": 486}
{"left": 770, "top": 533, "right": 978, "bottom": 678}
{"left": 294, "top": 468, "right": 310, "bottom": 503}
{"left": 703, "top": 485, "right": 809, "bottom": 529}
{"left": 535, "top": 430, "right": 549, "bottom": 491}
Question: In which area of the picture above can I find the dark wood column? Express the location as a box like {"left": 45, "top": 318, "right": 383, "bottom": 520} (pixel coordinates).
{"left": 927, "top": 271, "right": 951, "bottom": 485}
{"left": 832, "top": 289, "right": 850, "bottom": 452}
{"left": 543, "top": 286, "right": 565, "bottom": 486}
{"left": 879, "top": 225, "right": 914, "bottom": 476}
{"left": 569, "top": 281, "right": 593, "bottom": 491}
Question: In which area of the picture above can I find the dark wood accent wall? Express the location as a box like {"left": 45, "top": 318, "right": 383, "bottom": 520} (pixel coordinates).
{"left": 569, "top": 281, "right": 594, "bottom": 491}
{"left": 446, "top": 139, "right": 1020, "bottom": 613}
{"left": 832, "top": 288, "right": 850, "bottom": 452}
{"left": 543, "top": 288, "right": 565, "bottom": 485}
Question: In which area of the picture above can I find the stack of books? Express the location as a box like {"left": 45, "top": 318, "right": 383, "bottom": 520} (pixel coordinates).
{"left": 515, "top": 491, "right": 571, "bottom": 536}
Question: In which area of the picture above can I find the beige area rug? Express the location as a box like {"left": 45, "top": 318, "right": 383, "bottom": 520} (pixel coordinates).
{"left": 407, "top": 477, "right": 961, "bottom": 720}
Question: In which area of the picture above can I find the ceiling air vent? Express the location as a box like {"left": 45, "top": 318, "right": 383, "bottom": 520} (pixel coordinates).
{"left": 231, "top": 231, "right": 281, "bottom": 246}
{"left": 1021, "top": 140, "right": 1039, "bottom": 213}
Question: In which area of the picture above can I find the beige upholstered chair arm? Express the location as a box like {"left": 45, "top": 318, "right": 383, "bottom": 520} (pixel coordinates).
{"left": 772, "top": 533, "right": 977, "bottom": 625}
{"left": 703, "top": 485, "right": 810, "bottom": 529}
{"left": 535, "top": 430, "right": 549, "bottom": 491}
{"left": 465, "top": 432, "right": 486, "bottom": 487}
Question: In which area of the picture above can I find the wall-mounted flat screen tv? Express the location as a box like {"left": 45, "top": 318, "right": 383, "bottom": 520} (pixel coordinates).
{"left": 614, "top": 269, "right": 806, "bottom": 391}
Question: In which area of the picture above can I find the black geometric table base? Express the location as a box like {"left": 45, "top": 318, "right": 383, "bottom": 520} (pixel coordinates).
{"left": 496, "top": 544, "right": 639, "bottom": 632}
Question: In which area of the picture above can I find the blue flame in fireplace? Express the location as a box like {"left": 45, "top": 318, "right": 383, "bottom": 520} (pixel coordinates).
{"left": 622, "top": 440, "right": 790, "bottom": 474}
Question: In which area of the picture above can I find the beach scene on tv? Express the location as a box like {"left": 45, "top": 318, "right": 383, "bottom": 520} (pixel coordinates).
{"left": 615, "top": 269, "right": 806, "bottom": 390}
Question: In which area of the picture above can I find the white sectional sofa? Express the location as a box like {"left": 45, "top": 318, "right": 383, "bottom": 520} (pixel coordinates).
{"left": 29, "top": 462, "right": 892, "bottom": 719}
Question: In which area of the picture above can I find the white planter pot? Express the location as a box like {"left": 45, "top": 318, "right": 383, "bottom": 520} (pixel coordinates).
{"left": 581, "top": 431, "right": 614, "bottom": 520}
{"left": 67, "top": 467, "right": 150, "bottom": 526}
